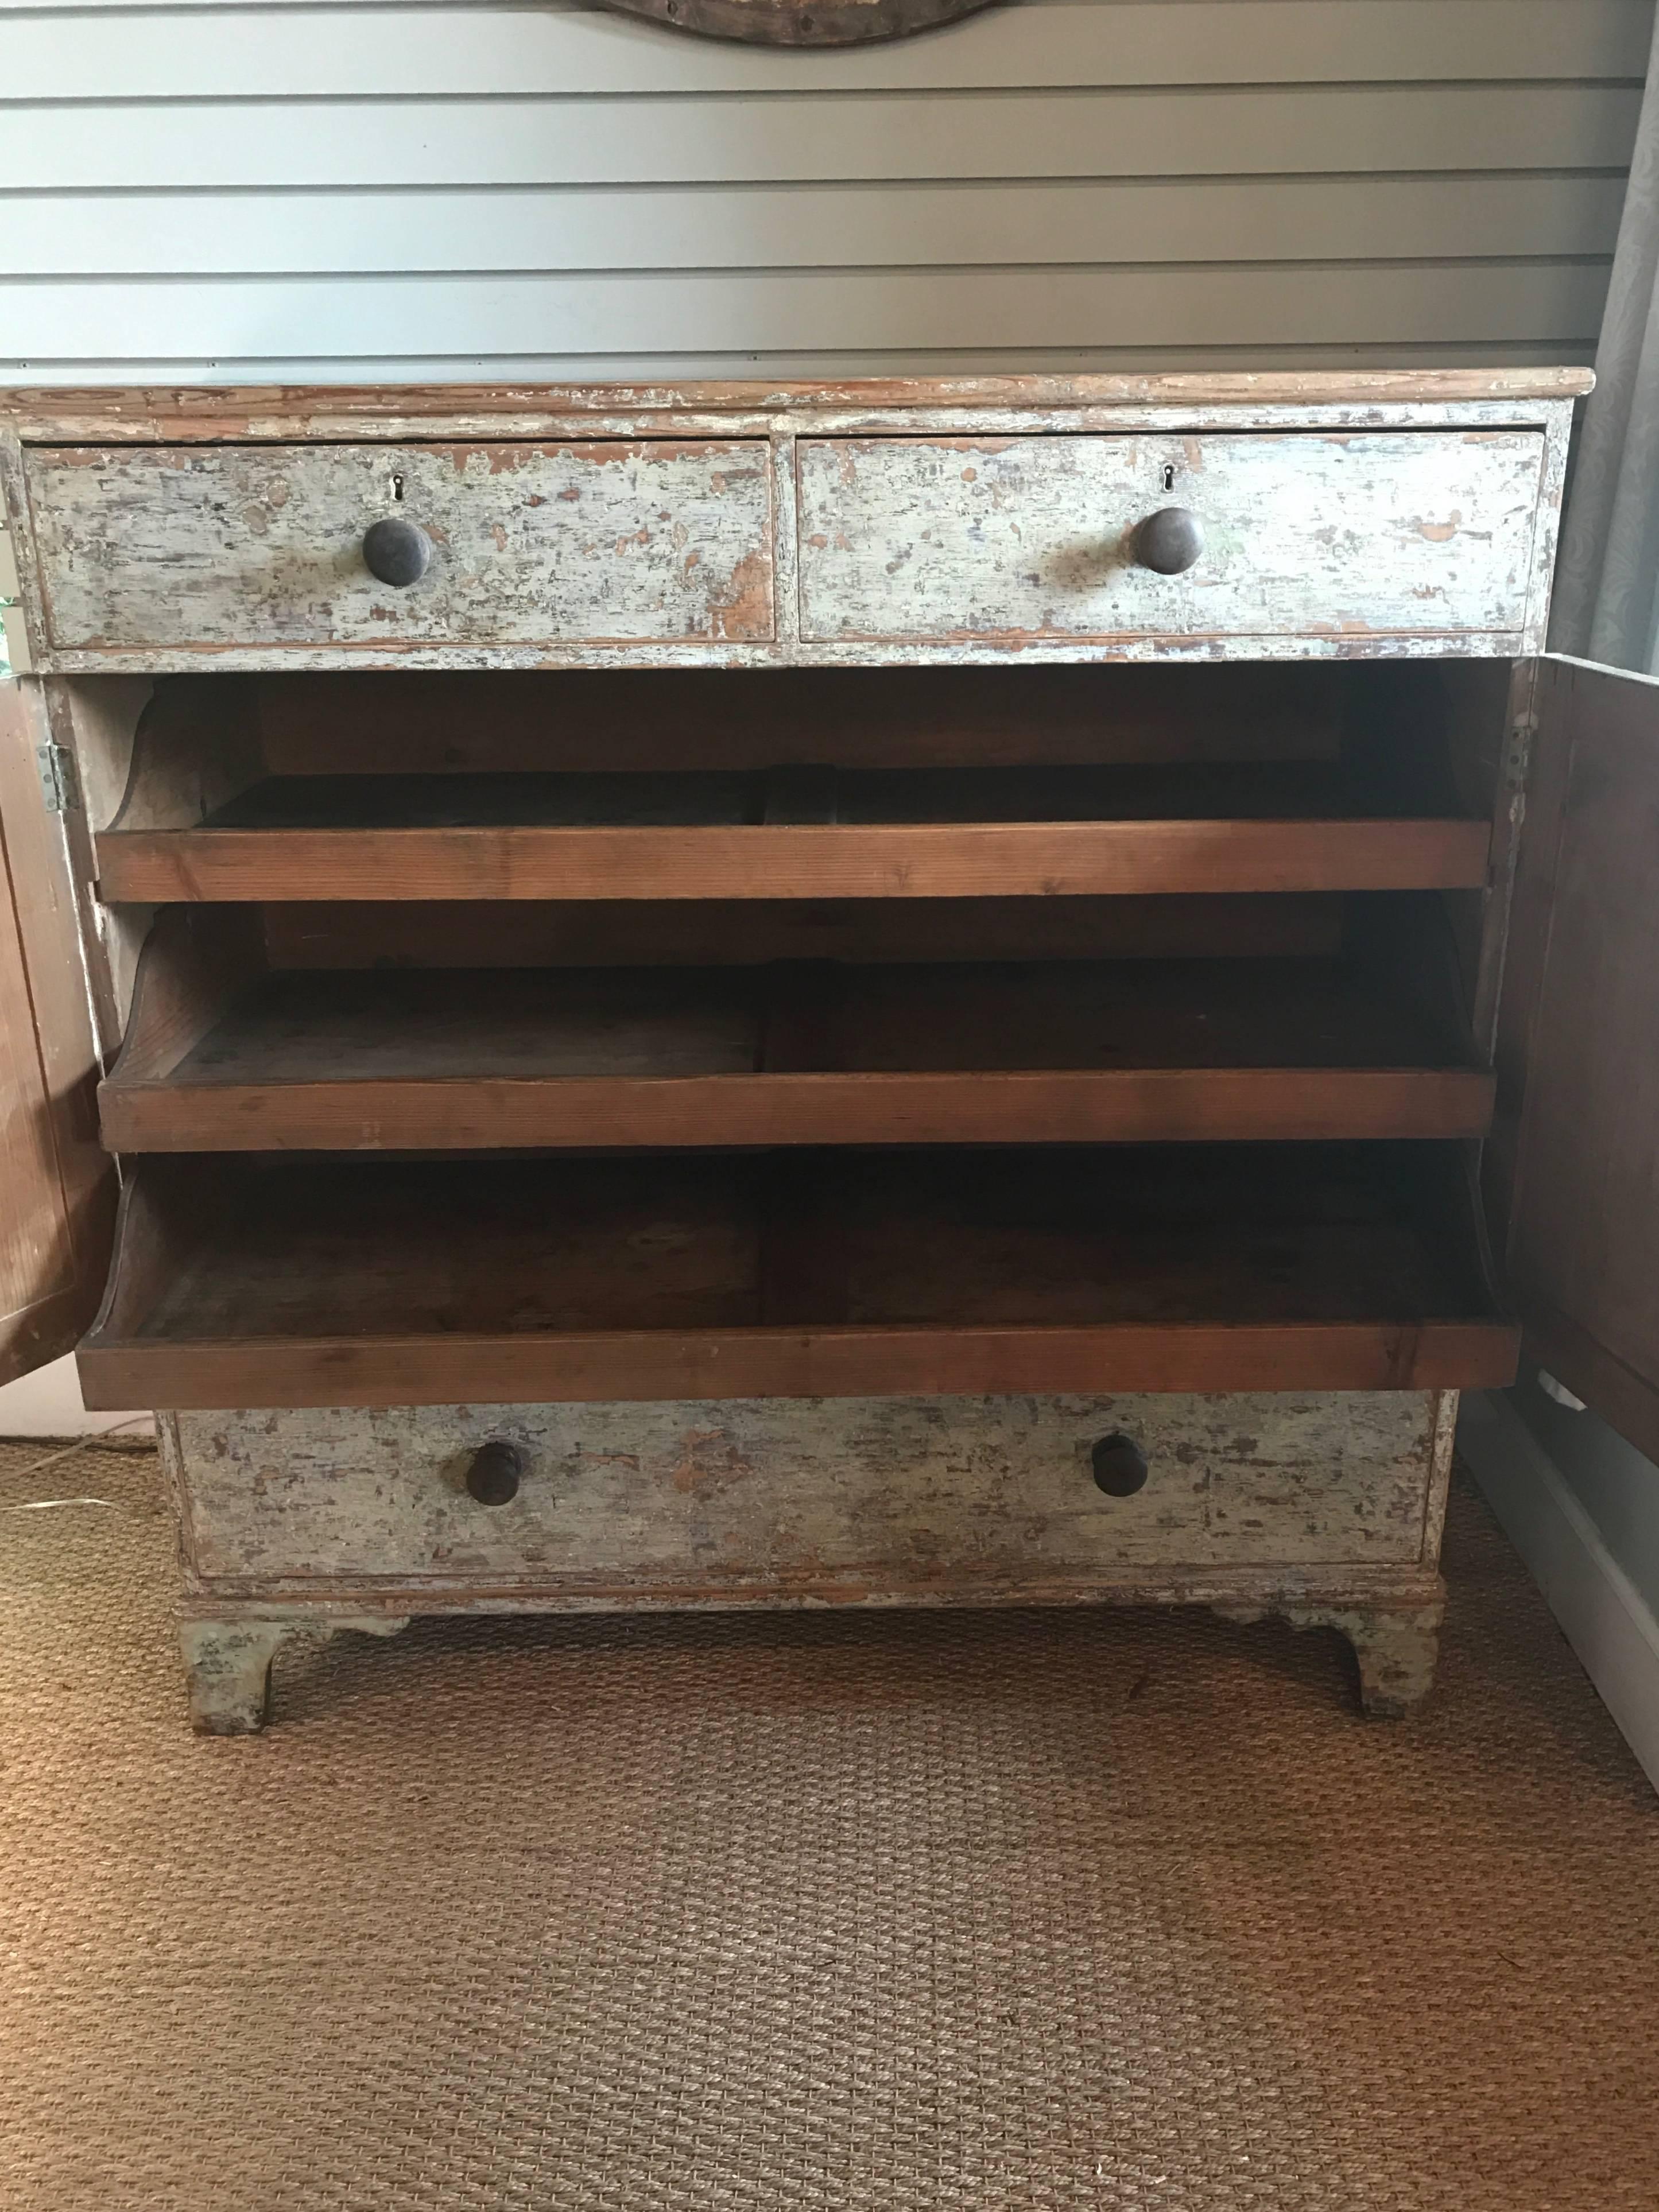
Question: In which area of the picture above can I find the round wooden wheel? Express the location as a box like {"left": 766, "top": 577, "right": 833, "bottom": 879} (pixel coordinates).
{"left": 598, "top": 0, "right": 998, "bottom": 48}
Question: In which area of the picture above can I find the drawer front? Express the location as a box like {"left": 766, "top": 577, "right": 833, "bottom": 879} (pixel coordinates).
{"left": 797, "top": 432, "right": 1544, "bottom": 645}
{"left": 176, "top": 1390, "right": 1437, "bottom": 1592}
{"left": 24, "top": 441, "right": 774, "bottom": 649}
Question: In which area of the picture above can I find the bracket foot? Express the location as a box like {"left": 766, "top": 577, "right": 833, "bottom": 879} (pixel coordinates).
{"left": 180, "top": 1615, "right": 410, "bottom": 1735}
{"left": 1213, "top": 1596, "right": 1443, "bottom": 1717}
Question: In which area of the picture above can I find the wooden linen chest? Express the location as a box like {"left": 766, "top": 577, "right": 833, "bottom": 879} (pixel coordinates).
{"left": 3, "top": 370, "right": 1652, "bottom": 1732}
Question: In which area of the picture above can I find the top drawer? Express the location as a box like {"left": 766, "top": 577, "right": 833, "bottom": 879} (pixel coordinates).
{"left": 797, "top": 432, "right": 1546, "bottom": 647}
{"left": 22, "top": 441, "right": 775, "bottom": 650}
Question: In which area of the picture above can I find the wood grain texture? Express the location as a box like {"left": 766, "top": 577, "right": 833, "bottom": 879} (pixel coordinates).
{"left": 77, "top": 1147, "right": 1518, "bottom": 1409}
{"left": 100, "top": 904, "right": 264, "bottom": 1086}
{"left": 258, "top": 894, "right": 1347, "bottom": 970}
{"left": 0, "top": 681, "right": 115, "bottom": 1384}
{"left": 84, "top": 1321, "right": 1517, "bottom": 1413}
{"left": 0, "top": 375, "right": 1598, "bottom": 437}
{"left": 16, "top": 676, "right": 160, "bottom": 1063}
{"left": 105, "top": 1066, "right": 1494, "bottom": 1160}
{"left": 248, "top": 662, "right": 1349, "bottom": 776}
{"left": 1495, "top": 656, "right": 1659, "bottom": 1468}
{"left": 24, "top": 442, "right": 775, "bottom": 651}
{"left": 94, "top": 816, "right": 1493, "bottom": 905}
{"left": 799, "top": 432, "right": 1549, "bottom": 645}
{"left": 596, "top": 0, "right": 997, "bottom": 46}
{"left": 99, "top": 953, "right": 1494, "bottom": 1152}
{"left": 170, "top": 1388, "right": 1445, "bottom": 1592}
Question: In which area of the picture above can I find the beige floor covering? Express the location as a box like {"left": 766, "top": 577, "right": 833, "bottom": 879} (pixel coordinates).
{"left": 1, "top": 1436, "right": 1656, "bottom": 2212}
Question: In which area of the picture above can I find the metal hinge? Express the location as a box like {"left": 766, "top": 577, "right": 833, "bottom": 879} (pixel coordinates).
{"left": 35, "top": 739, "right": 81, "bottom": 814}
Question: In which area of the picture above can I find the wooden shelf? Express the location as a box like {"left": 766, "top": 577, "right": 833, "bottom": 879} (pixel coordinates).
{"left": 77, "top": 1145, "right": 1518, "bottom": 1409}
{"left": 102, "top": 938, "right": 1494, "bottom": 1152}
{"left": 95, "top": 763, "right": 1490, "bottom": 903}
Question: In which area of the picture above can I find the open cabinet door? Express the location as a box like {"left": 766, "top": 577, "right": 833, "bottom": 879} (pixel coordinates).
{"left": 1492, "top": 653, "right": 1659, "bottom": 1465}
{"left": 0, "top": 678, "right": 116, "bottom": 1387}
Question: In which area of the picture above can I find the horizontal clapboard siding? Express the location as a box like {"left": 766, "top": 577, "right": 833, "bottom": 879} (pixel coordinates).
{"left": 6, "top": 178, "right": 1627, "bottom": 277}
{"left": 0, "top": 0, "right": 1648, "bottom": 382}
{"left": 6, "top": 2, "right": 1652, "bottom": 90}
{"left": 0, "top": 266, "right": 1613, "bottom": 359}
{"left": 2, "top": 87, "right": 1644, "bottom": 192}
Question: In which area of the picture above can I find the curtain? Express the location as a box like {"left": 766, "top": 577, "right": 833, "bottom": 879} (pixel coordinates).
{"left": 1551, "top": 11, "right": 1659, "bottom": 670}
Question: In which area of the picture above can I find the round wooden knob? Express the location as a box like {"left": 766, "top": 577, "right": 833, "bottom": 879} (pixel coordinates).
{"left": 1091, "top": 1433, "right": 1149, "bottom": 1497}
{"left": 362, "top": 517, "right": 432, "bottom": 587}
{"left": 465, "top": 1440, "right": 524, "bottom": 1507}
{"left": 1134, "top": 507, "right": 1204, "bottom": 576}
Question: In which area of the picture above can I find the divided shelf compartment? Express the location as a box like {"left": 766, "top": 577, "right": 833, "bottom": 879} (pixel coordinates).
{"left": 94, "top": 663, "right": 1490, "bottom": 903}
{"left": 79, "top": 1145, "right": 1518, "bottom": 1410}
{"left": 82, "top": 658, "right": 1520, "bottom": 1408}
{"left": 102, "top": 906, "right": 1494, "bottom": 1153}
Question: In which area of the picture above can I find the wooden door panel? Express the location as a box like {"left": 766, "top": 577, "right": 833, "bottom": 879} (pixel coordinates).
{"left": 0, "top": 680, "right": 114, "bottom": 1386}
{"left": 1495, "top": 653, "right": 1659, "bottom": 1462}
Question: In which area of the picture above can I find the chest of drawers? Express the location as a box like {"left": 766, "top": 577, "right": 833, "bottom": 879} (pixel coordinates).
{"left": 5, "top": 370, "right": 1653, "bottom": 1734}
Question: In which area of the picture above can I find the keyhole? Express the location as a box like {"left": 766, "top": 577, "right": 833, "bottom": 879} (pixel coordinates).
{"left": 390, "top": 472, "right": 405, "bottom": 503}
{"left": 1161, "top": 464, "right": 1177, "bottom": 493}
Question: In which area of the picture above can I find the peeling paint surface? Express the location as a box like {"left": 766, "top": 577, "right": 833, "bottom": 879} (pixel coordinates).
{"left": 24, "top": 440, "right": 776, "bottom": 649}
{"left": 797, "top": 432, "right": 1545, "bottom": 643}
{"left": 1, "top": 375, "right": 1560, "bottom": 1731}
{"left": 176, "top": 1390, "right": 1441, "bottom": 1592}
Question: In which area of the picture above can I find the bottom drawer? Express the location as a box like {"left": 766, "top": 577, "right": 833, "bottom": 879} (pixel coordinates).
{"left": 173, "top": 1390, "right": 1448, "bottom": 1596}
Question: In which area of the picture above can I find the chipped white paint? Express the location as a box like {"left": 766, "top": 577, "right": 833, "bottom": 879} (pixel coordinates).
{"left": 797, "top": 431, "right": 1549, "bottom": 645}
{"left": 1215, "top": 1598, "right": 1443, "bottom": 1717}
{"left": 0, "top": 375, "right": 1565, "bottom": 1729}
{"left": 178, "top": 1611, "right": 409, "bottom": 1733}
{"left": 173, "top": 1390, "right": 1444, "bottom": 1593}
{"left": 2, "top": 385, "right": 1582, "bottom": 670}
{"left": 22, "top": 440, "right": 775, "bottom": 650}
{"left": 28, "top": 632, "right": 1546, "bottom": 677}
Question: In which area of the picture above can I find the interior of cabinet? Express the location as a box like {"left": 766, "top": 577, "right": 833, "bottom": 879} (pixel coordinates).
{"left": 92, "top": 659, "right": 1510, "bottom": 1150}
{"left": 91, "top": 663, "right": 1493, "bottom": 903}
{"left": 102, "top": 895, "right": 1494, "bottom": 1151}
{"left": 71, "top": 654, "right": 1522, "bottom": 1408}
{"left": 78, "top": 1143, "right": 1517, "bottom": 1410}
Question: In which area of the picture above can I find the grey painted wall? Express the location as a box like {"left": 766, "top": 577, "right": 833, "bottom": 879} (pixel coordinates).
{"left": 0, "top": 0, "right": 1651, "bottom": 383}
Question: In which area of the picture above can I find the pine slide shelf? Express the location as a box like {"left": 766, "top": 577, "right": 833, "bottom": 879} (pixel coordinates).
{"left": 94, "top": 762, "right": 1489, "bottom": 905}
{"left": 3, "top": 372, "right": 1593, "bottom": 1730}
{"left": 77, "top": 1147, "right": 1518, "bottom": 1411}
{"left": 102, "top": 909, "right": 1493, "bottom": 1152}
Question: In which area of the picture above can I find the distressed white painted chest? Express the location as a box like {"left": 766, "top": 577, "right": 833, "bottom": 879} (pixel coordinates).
{"left": 0, "top": 371, "right": 1592, "bottom": 1730}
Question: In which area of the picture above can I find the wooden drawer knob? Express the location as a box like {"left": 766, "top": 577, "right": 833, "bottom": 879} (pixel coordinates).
{"left": 465, "top": 1439, "right": 524, "bottom": 1507}
{"left": 362, "top": 517, "right": 432, "bottom": 587}
{"left": 1091, "top": 1433, "right": 1150, "bottom": 1497}
{"left": 1134, "top": 507, "right": 1204, "bottom": 576}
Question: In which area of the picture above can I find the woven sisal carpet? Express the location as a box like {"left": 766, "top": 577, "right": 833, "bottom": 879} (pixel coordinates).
{"left": 1, "top": 1435, "right": 1656, "bottom": 2212}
